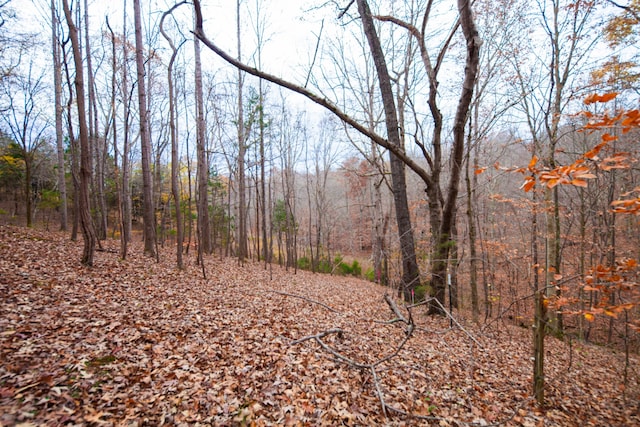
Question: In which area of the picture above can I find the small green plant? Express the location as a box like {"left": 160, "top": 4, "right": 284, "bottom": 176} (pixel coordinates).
{"left": 318, "top": 257, "right": 332, "bottom": 274}
{"left": 337, "top": 261, "right": 352, "bottom": 276}
{"left": 365, "top": 267, "right": 375, "bottom": 282}
{"left": 350, "top": 260, "right": 361, "bottom": 277}
{"left": 297, "top": 256, "right": 311, "bottom": 271}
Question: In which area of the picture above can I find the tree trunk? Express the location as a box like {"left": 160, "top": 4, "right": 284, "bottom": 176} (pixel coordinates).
{"left": 24, "top": 155, "right": 33, "bottom": 227}
{"left": 466, "top": 133, "right": 479, "bottom": 322}
{"left": 133, "top": 0, "right": 157, "bottom": 258}
{"left": 533, "top": 290, "right": 546, "bottom": 406}
{"left": 160, "top": 2, "right": 186, "bottom": 270}
{"left": 62, "top": 0, "right": 96, "bottom": 266}
{"left": 237, "top": 0, "right": 247, "bottom": 263}
{"left": 428, "top": 0, "right": 481, "bottom": 315}
{"left": 193, "top": 9, "right": 211, "bottom": 261}
{"left": 51, "top": 0, "right": 68, "bottom": 232}
{"left": 120, "top": 0, "right": 132, "bottom": 258}
{"left": 357, "top": 0, "right": 421, "bottom": 302}
{"left": 259, "top": 79, "right": 267, "bottom": 266}
{"left": 83, "top": 0, "right": 106, "bottom": 241}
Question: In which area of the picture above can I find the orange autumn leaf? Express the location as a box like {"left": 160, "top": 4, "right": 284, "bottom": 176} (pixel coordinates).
{"left": 583, "top": 92, "right": 618, "bottom": 104}
{"left": 475, "top": 167, "right": 487, "bottom": 175}
{"left": 584, "top": 141, "right": 608, "bottom": 159}
{"left": 584, "top": 312, "right": 595, "bottom": 322}
{"left": 545, "top": 178, "right": 561, "bottom": 189}
{"left": 574, "top": 172, "right": 597, "bottom": 180}
{"left": 521, "top": 178, "right": 536, "bottom": 192}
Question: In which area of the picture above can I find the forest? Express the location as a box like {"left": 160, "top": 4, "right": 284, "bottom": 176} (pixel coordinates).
{"left": 1, "top": 0, "right": 639, "bottom": 425}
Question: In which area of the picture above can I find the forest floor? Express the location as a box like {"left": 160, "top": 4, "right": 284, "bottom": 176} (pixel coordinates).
{"left": 0, "top": 224, "right": 639, "bottom": 426}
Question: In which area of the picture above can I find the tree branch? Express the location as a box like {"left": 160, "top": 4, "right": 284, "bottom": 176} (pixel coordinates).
{"left": 191, "top": 0, "right": 433, "bottom": 188}
{"left": 267, "top": 290, "right": 341, "bottom": 313}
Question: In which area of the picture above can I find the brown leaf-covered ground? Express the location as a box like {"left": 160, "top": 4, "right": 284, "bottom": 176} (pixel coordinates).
{"left": 1, "top": 225, "right": 638, "bottom": 426}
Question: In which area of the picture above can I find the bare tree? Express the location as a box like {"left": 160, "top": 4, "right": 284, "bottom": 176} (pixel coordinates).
{"left": 133, "top": 0, "right": 157, "bottom": 259}
{"left": 50, "top": 0, "right": 67, "bottom": 231}
{"left": 236, "top": 0, "right": 248, "bottom": 263}
{"left": 193, "top": 7, "right": 211, "bottom": 265}
{"left": 61, "top": 0, "right": 96, "bottom": 265}
{"left": 0, "top": 61, "right": 49, "bottom": 228}
{"left": 192, "top": 0, "right": 481, "bottom": 313}
{"left": 355, "top": 0, "right": 420, "bottom": 302}
{"left": 160, "top": 1, "right": 188, "bottom": 270}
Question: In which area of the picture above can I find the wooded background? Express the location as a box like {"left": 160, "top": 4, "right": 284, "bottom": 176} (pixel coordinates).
{"left": 1, "top": 0, "right": 639, "bottom": 373}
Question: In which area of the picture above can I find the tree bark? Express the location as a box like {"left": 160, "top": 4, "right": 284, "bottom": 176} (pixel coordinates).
{"left": 51, "top": 0, "right": 67, "bottom": 232}
{"left": 160, "top": 2, "right": 186, "bottom": 270}
{"left": 120, "top": 0, "right": 132, "bottom": 258}
{"left": 62, "top": 0, "right": 96, "bottom": 266}
{"left": 428, "top": 0, "right": 481, "bottom": 315}
{"left": 193, "top": 9, "right": 211, "bottom": 261}
{"left": 133, "top": 0, "right": 157, "bottom": 258}
{"left": 236, "top": 0, "right": 247, "bottom": 262}
{"left": 356, "top": 0, "right": 421, "bottom": 302}
{"left": 83, "top": 0, "right": 106, "bottom": 241}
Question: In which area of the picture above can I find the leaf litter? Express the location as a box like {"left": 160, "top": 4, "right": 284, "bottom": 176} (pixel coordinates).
{"left": 0, "top": 225, "right": 638, "bottom": 426}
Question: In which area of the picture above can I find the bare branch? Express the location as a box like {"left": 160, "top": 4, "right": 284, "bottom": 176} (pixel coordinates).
{"left": 431, "top": 298, "right": 483, "bottom": 349}
{"left": 267, "top": 290, "right": 341, "bottom": 313}
{"left": 605, "top": 0, "right": 640, "bottom": 22}
{"left": 191, "top": 0, "right": 433, "bottom": 188}
{"left": 337, "top": 0, "right": 355, "bottom": 20}
{"left": 290, "top": 328, "right": 344, "bottom": 345}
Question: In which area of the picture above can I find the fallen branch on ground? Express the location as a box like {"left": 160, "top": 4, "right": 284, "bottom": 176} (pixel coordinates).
{"left": 266, "top": 290, "right": 341, "bottom": 313}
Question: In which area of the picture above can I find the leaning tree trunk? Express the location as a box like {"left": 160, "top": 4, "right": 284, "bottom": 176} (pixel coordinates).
{"left": 357, "top": 0, "right": 421, "bottom": 302}
{"left": 62, "top": 0, "right": 96, "bottom": 266}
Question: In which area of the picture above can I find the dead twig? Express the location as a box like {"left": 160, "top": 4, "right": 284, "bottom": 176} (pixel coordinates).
{"left": 267, "top": 290, "right": 341, "bottom": 314}
{"left": 290, "top": 294, "right": 418, "bottom": 421}
{"left": 431, "top": 298, "right": 484, "bottom": 350}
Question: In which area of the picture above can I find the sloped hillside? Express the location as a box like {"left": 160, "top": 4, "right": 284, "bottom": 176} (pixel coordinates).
{"left": 0, "top": 225, "right": 638, "bottom": 426}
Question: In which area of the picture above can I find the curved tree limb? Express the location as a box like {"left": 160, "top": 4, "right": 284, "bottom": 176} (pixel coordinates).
{"left": 191, "top": 0, "right": 434, "bottom": 189}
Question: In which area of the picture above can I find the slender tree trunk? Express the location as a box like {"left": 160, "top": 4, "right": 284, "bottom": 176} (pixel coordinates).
{"left": 62, "top": 0, "right": 96, "bottom": 266}
{"left": 357, "top": 0, "right": 420, "bottom": 302}
{"left": 428, "top": 0, "right": 481, "bottom": 315}
{"left": 160, "top": 2, "right": 186, "bottom": 269}
{"left": 24, "top": 158, "right": 32, "bottom": 227}
{"left": 83, "top": 0, "right": 105, "bottom": 241}
{"left": 106, "top": 17, "right": 125, "bottom": 260}
{"left": 533, "top": 289, "right": 546, "bottom": 406}
{"left": 450, "top": 217, "right": 459, "bottom": 309}
{"left": 133, "top": 0, "right": 157, "bottom": 258}
{"left": 193, "top": 10, "right": 211, "bottom": 262}
{"left": 62, "top": 49, "right": 80, "bottom": 241}
{"left": 51, "top": 0, "right": 68, "bottom": 232}
{"left": 466, "top": 132, "right": 479, "bottom": 322}
{"left": 259, "top": 78, "right": 267, "bottom": 266}
{"left": 237, "top": 0, "right": 248, "bottom": 263}
{"left": 119, "top": 0, "right": 132, "bottom": 259}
